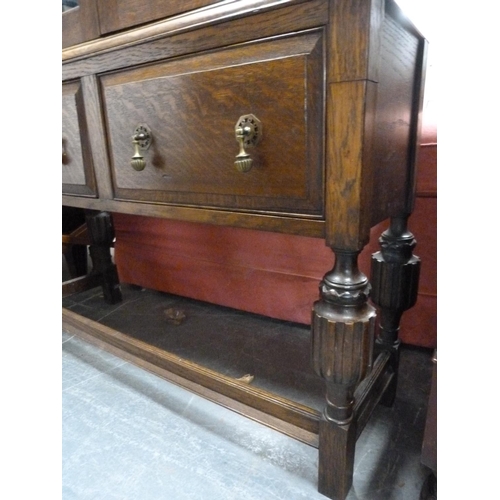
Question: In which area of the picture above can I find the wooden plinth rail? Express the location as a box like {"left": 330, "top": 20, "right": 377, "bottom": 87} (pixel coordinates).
{"left": 63, "top": 308, "right": 392, "bottom": 449}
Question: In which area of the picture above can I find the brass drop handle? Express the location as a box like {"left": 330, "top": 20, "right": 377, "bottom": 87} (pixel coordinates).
{"left": 131, "top": 124, "right": 152, "bottom": 171}
{"left": 131, "top": 138, "right": 146, "bottom": 171}
{"left": 235, "top": 127, "right": 252, "bottom": 172}
{"left": 234, "top": 114, "right": 262, "bottom": 173}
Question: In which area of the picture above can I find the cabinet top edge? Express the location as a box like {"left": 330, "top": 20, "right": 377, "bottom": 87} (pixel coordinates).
{"left": 385, "top": 0, "right": 427, "bottom": 42}
{"left": 62, "top": 0, "right": 317, "bottom": 63}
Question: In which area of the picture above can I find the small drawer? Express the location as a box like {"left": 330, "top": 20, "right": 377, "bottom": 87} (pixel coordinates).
{"left": 101, "top": 30, "right": 325, "bottom": 216}
{"left": 62, "top": 81, "right": 97, "bottom": 197}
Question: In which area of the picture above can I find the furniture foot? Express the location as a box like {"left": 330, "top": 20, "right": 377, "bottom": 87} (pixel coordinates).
{"left": 370, "top": 216, "right": 420, "bottom": 406}
{"left": 318, "top": 417, "right": 356, "bottom": 500}
{"left": 85, "top": 210, "right": 122, "bottom": 304}
{"left": 312, "top": 250, "right": 376, "bottom": 500}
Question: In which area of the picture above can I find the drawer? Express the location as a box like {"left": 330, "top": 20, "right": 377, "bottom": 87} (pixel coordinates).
{"left": 101, "top": 31, "right": 324, "bottom": 216}
{"left": 62, "top": 81, "right": 97, "bottom": 197}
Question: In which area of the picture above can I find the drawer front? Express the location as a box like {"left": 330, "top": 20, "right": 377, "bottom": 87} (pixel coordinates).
{"left": 101, "top": 31, "right": 324, "bottom": 216}
{"left": 62, "top": 81, "right": 97, "bottom": 197}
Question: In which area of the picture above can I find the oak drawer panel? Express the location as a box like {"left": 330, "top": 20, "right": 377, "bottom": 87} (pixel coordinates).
{"left": 62, "top": 81, "right": 97, "bottom": 197}
{"left": 101, "top": 31, "right": 324, "bottom": 216}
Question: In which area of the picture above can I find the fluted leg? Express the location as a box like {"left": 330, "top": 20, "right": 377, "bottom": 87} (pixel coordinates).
{"left": 85, "top": 210, "right": 122, "bottom": 304}
{"left": 370, "top": 216, "right": 420, "bottom": 406}
{"left": 312, "top": 250, "right": 376, "bottom": 500}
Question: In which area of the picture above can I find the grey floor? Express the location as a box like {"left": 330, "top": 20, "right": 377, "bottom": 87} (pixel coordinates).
{"left": 62, "top": 265, "right": 434, "bottom": 500}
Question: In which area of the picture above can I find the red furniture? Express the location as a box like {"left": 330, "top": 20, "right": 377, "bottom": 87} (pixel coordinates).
{"left": 113, "top": 106, "right": 436, "bottom": 348}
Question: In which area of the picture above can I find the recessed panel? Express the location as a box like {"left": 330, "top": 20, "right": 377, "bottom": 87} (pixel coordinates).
{"left": 101, "top": 31, "right": 324, "bottom": 216}
{"left": 62, "top": 81, "right": 97, "bottom": 197}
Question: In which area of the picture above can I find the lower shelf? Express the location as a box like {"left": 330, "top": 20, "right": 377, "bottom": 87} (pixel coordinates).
{"left": 63, "top": 285, "right": 325, "bottom": 445}
{"left": 62, "top": 284, "right": 393, "bottom": 449}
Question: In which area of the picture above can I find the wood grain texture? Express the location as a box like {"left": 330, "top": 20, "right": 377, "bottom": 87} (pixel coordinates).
{"left": 370, "top": 216, "right": 421, "bottom": 406}
{"left": 370, "top": 7, "right": 423, "bottom": 225}
{"left": 62, "top": 80, "right": 97, "bottom": 197}
{"left": 62, "top": 0, "right": 101, "bottom": 49}
{"left": 327, "top": 0, "right": 384, "bottom": 83}
{"left": 405, "top": 37, "right": 428, "bottom": 215}
{"left": 81, "top": 75, "right": 114, "bottom": 200}
{"left": 353, "top": 350, "right": 393, "bottom": 438}
{"left": 62, "top": 195, "right": 326, "bottom": 237}
{"left": 62, "top": 82, "right": 86, "bottom": 186}
{"left": 312, "top": 304, "right": 375, "bottom": 388}
{"left": 325, "top": 80, "right": 377, "bottom": 250}
{"left": 101, "top": 31, "right": 324, "bottom": 214}
{"left": 324, "top": 0, "right": 427, "bottom": 248}
{"left": 97, "top": 0, "right": 222, "bottom": 35}
{"left": 318, "top": 419, "right": 356, "bottom": 500}
{"left": 62, "top": 0, "right": 328, "bottom": 75}
{"left": 62, "top": 307, "right": 321, "bottom": 435}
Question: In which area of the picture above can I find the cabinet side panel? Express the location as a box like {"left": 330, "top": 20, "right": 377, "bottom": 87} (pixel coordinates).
{"left": 370, "top": 6, "right": 424, "bottom": 225}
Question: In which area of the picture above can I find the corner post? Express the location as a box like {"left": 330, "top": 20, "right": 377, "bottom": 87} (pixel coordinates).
{"left": 312, "top": 249, "right": 376, "bottom": 500}
{"left": 370, "top": 216, "right": 420, "bottom": 405}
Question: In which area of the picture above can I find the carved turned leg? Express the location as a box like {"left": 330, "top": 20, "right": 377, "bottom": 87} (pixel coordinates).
{"left": 370, "top": 216, "right": 420, "bottom": 406}
{"left": 85, "top": 210, "right": 122, "bottom": 304}
{"left": 312, "top": 250, "right": 376, "bottom": 500}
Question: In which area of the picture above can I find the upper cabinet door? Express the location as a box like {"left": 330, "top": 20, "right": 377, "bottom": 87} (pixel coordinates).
{"left": 96, "top": 0, "right": 221, "bottom": 35}
{"left": 63, "top": 0, "right": 225, "bottom": 48}
{"left": 62, "top": 0, "right": 100, "bottom": 48}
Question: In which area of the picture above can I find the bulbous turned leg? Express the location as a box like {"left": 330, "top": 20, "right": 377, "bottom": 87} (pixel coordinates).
{"left": 85, "top": 210, "right": 122, "bottom": 304}
{"left": 312, "top": 250, "right": 376, "bottom": 500}
{"left": 370, "top": 216, "right": 420, "bottom": 406}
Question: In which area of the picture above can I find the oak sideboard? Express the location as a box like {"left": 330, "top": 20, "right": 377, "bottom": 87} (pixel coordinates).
{"left": 62, "top": 1, "right": 427, "bottom": 498}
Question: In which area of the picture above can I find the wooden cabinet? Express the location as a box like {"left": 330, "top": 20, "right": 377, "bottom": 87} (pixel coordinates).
{"left": 62, "top": 2, "right": 427, "bottom": 499}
